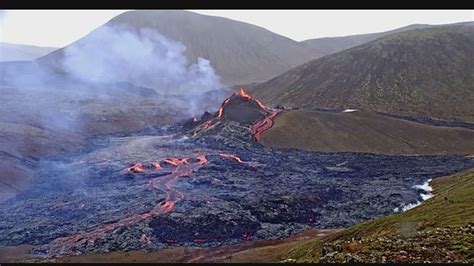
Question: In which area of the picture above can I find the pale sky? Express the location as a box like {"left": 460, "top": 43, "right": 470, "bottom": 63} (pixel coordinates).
{"left": 1, "top": 10, "right": 473, "bottom": 48}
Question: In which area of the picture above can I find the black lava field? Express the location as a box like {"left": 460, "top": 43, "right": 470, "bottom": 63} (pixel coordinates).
{"left": 0, "top": 92, "right": 473, "bottom": 258}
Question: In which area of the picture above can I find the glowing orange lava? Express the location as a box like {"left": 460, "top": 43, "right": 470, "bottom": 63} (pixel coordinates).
{"left": 196, "top": 155, "right": 208, "bottom": 165}
{"left": 237, "top": 88, "right": 268, "bottom": 111}
{"left": 237, "top": 88, "right": 252, "bottom": 100}
{"left": 159, "top": 201, "right": 175, "bottom": 213}
{"left": 49, "top": 155, "right": 209, "bottom": 257}
{"left": 253, "top": 98, "right": 268, "bottom": 111}
{"left": 251, "top": 110, "right": 281, "bottom": 141}
{"left": 219, "top": 153, "right": 244, "bottom": 163}
{"left": 163, "top": 158, "right": 188, "bottom": 167}
{"left": 151, "top": 162, "right": 162, "bottom": 170}
{"left": 124, "top": 163, "right": 145, "bottom": 173}
{"left": 217, "top": 98, "right": 230, "bottom": 118}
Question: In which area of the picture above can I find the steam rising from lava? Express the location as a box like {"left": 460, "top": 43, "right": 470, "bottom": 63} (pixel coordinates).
{"left": 61, "top": 24, "right": 222, "bottom": 96}
{"left": 0, "top": 24, "right": 229, "bottom": 166}
{"left": 49, "top": 154, "right": 210, "bottom": 257}
{"left": 0, "top": 24, "right": 227, "bottom": 135}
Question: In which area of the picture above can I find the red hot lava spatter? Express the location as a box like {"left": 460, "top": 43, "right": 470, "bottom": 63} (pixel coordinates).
{"left": 234, "top": 88, "right": 281, "bottom": 141}
{"left": 216, "top": 88, "right": 281, "bottom": 141}
{"left": 218, "top": 153, "right": 264, "bottom": 168}
{"left": 48, "top": 155, "right": 208, "bottom": 257}
{"left": 250, "top": 109, "right": 281, "bottom": 141}
{"left": 193, "top": 88, "right": 280, "bottom": 140}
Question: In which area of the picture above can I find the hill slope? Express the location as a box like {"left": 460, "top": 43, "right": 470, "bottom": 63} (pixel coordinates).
{"left": 38, "top": 10, "right": 312, "bottom": 85}
{"left": 301, "top": 24, "right": 432, "bottom": 57}
{"left": 285, "top": 168, "right": 474, "bottom": 263}
{"left": 0, "top": 42, "right": 56, "bottom": 62}
{"left": 253, "top": 24, "right": 474, "bottom": 122}
{"left": 260, "top": 110, "right": 474, "bottom": 155}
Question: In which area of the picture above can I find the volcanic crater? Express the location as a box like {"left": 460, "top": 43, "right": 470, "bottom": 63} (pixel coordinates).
{"left": 0, "top": 89, "right": 473, "bottom": 258}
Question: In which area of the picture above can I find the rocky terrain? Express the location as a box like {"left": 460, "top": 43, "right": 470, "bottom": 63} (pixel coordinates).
{"left": 1, "top": 11, "right": 474, "bottom": 263}
{"left": 319, "top": 224, "right": 474, "bottom": 263}
{"left": 0, "top": 91, "right": 473, "bottom": 260}
{"left": 283, "top": 168, "right": 474, "bottom": 263}
{"left": 253, "top": 24, "right": 474, "bottom": 122}
{"left": 0, "top": 85, "right": 188, "bottom": 201}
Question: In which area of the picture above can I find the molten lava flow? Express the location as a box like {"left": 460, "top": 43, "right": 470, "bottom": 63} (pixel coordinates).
{"left": 219, "top": 153, "right": 244, "bottom": 163}
{"left": 159, "top": 201, "right": 175, "bottom": 213}
{"left": 196, "top": 155, "right": 208, "bottom": 165}
{"left": 123, "top": 163, "right": 145, "bottom": 173}
{"left": 217, "top": 98, "right": 230, "bottom": 118}
{"left": 48, "top": 155, "right": 209, "bottom": 257}
{"left": 228, "top": 88, "right": 280, "bottom": 141}
{"left": 237, "top": 88, "right": 252, "bottom": 100}
{"left": 163, "top": 158, "right": 188, "bottom": 167}
{"left": 237, "top": 88, "right": 268, "bottom": 111}
{"left": 236, "top": 88, "right": 281, "bottom": 139}
{"left": 250, "top": 110, "right": 281, "bottom": 141}
{"left": 151, "top": 162, "right": 162, "bottom": 170}
{"left": 218, "top": 152, "right": 263, "bottom": 168}
{"left": 253, "top": 98, "right": 268, "bottom": 111}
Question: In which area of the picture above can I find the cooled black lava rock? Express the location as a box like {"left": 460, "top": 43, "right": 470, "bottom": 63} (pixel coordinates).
{"left": 201, "top": 111, "right": 213, "bottom": 121}
{"left": 0, "top": 121, "right": 473, "bottom": 257}
{"left": 182, "top": 117, "right": 199, "bottom": 130}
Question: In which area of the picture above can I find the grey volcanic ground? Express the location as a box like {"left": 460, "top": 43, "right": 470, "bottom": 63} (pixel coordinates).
{"left": 0, "top": 119, "right": 473, "bottom": 257}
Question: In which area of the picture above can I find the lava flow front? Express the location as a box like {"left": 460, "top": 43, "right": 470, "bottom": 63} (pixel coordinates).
{"left": 193, "top": 88, "right": 281, "bottom": 141}
{"left": 48, "top": 155, "right": 208, "bottom": 257}
{"left": 250, "top": 110, "right": 281, "bottom": 141}
{"left": 1, "top": 88, "right": 473, "bottom": 260}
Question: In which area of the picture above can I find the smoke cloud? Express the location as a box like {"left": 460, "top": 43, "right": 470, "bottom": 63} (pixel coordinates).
{"left": 0, "top": 22, "right": 230, "bottom": 202}
{"left": 62, "top": 25, "right": 222, "bottom": 95}
{"left": 0, "top": 23, "right": 229, "bottom": 131}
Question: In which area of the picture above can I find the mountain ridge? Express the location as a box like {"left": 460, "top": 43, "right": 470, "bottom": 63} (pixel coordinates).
{"left": 253, "top": 24, "right": 474, "bottom": 122}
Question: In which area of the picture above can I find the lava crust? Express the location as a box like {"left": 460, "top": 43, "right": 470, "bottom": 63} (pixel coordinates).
{"left": 0, "top": 90, "right": 473, "bottom": 258}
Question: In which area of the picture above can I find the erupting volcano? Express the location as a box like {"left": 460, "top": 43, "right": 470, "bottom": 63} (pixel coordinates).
{"left": 187, "top": 88, "right": 281, "bottom": 141}
{"left": 1, "top": 88, "right": 473, "bottom": 261}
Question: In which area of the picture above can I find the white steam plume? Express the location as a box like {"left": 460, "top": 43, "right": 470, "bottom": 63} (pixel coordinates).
{"left": 62, "top": 24, "right": 222, "bottom": 95}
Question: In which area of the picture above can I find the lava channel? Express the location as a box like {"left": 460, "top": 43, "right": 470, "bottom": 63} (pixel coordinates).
{"left": 250, "top": 110, "right": 281, "bottom": 141}
{"left": 47, "top": 155, "right": 208, "bottom": 257}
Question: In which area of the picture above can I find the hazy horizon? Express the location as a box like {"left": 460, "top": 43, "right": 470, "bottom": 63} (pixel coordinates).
{"left": 0, "top": 10, "right": 473, "bottom": 48}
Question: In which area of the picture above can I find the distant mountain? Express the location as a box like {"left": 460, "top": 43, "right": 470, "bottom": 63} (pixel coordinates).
{"left": 39, "top": 10, "right": 313, "bottom": 85}
{"left": 253, "top": 24, "right": 474, "bottom": 122}
{"left": 0, "top": 42, "right": 56, "bottom": 62}
{"left": 301, "top": 24, "right": 432, "bottom": 58}
{"left": 301, "top": 22, "right": 474, "bottom": 58}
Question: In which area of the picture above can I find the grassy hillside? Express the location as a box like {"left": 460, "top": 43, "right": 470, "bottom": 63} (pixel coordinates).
{"left": 260, "top": 109, "right": 474, "bottom": 155}
{"left": 285, "top": 168, "right": 474, "bottom": 263}
{"left": 28, "top": 168, "right": 474, "bottom": 263}
{"left": 254, "top": 24, "right": 474, "bottom": 122}
{"left": 300, "top": 24, "right": 432, "bottom": 57}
